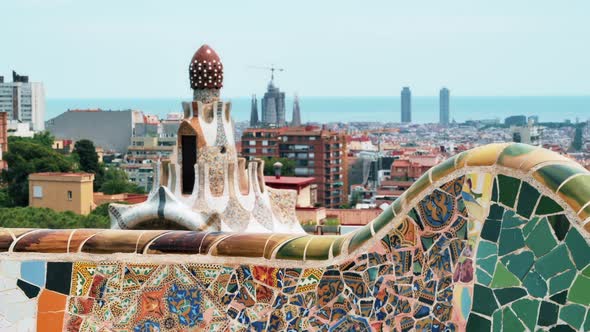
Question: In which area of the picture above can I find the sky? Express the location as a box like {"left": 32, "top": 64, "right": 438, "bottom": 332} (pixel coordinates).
{"left": 2, "top": 0, "right": 589, "bottom": 98}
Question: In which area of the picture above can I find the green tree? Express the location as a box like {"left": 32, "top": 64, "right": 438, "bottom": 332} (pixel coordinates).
{"left": 2, "top": 140, "right": 73, "bottom": 206}
{"left": 8, "top": 130, "right": 55, "bottom": 148}
{"left": 99, "top": 168, "right": 145, "bottom": 194}
{"left": 261, "top": 157, "right": 296, "bottom": 177}
{"left": 73, "top": 139, "right": 104, "bottom": 190}
{"left": 73, "top": 139, "right": 100, "bottom": 173}
{"left": 0, "top": 207, "right": 109, "bottom": 229}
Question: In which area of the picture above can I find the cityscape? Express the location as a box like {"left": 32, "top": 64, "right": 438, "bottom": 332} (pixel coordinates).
{"left": 1, "top": 1, "right": 590, "bottom": 332}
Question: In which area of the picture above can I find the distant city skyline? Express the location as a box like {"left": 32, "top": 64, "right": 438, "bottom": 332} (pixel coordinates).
{"left": 3, "top": 1, "right": 589, "bottom": 98}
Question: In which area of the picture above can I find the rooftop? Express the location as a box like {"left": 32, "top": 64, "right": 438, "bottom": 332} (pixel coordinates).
{"left": 264, "top": 176, "right": 315, "bottom": 186}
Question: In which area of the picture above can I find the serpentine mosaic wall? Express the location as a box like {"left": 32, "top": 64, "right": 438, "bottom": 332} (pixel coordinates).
{"left": 0, "top": 143, "right": 589, "bottom": 331}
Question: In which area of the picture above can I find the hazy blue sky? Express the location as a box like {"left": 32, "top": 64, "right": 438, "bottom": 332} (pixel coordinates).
{"left": 2, "top": 0, "right": 589, "bottom": 98}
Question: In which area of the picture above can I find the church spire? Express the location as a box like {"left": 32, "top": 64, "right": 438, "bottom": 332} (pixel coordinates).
{"left": 250, "top": 94, "right": 259, "bottom": 127}
{"left": 291, "top": 94, "right": 301, "bottom": 126}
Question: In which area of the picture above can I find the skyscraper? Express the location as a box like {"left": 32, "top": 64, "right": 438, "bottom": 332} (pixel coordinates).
{"left": 250, "top": 94, "right": 259, "bottom": 127}
{"left": 261, "top": 80, "right": 286, "bottom": 127}
{"left": 0, "top": 71, "right": 45, "bottom": 131}
{"left": 291, "top": 94, "right": 301, "bottom": 126}
{"left": 401, "top": 87, "right": 411, "bottom": 123}
{"left": 439, "top": 87, "right": 450, "bottom": 125}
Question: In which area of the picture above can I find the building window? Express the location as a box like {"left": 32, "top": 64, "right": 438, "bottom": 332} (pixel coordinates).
{"left": 33, "top": 186, "right": 43, "bottom": 198}
{"left": 67, "top": 191, "right": 73, "bottom": 201}
{"left": 249, "top": 140, "right": 256, "bottom": 146}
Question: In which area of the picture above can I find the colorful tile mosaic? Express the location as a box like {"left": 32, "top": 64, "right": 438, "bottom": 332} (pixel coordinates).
{"left": 0, "top": 143, "right": 589, "bottom": 331}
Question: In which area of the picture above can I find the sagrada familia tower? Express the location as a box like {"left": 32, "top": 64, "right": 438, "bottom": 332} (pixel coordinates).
{"left": 108, "top": 45, "right": 305, "bottom": 234}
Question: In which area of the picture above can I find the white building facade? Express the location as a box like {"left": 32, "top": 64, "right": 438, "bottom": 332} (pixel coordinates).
{"left": 0, "top": 72, "right": 45, "bottom": 132}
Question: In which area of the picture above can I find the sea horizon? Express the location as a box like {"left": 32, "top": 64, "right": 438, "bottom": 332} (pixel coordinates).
{"left": 47, "top": 95, "right": 590, "bottom": 124}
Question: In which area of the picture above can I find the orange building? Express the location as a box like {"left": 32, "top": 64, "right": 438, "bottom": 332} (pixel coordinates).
{"left": 28, "top": 172, "right": 95, "bottom": 215}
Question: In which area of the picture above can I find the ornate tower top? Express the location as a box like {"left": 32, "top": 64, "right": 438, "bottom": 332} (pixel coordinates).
{"left": 189, "top": 44, "right": 223, "bottom": 102}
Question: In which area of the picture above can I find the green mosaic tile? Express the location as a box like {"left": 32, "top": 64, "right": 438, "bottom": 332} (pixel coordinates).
{"left": 274, "top": 236, "right": 311, "bottom": 260}
{"left": 372, "top": 206, "right": 394, "bottom": 234}
{"left": 549, "top": 270, "right": 576, "bottom": 295}
{"left": 534, "top": 244, "right": 575, "bottom": 279}
{"left": 491, "top": 176, "right": 499, "bottom": 202}
{"left": 476, "top": 241, "right": 497, "bottom": 259}
{"left": 481, "top": 220, "right": 501, "bottom": 242}
{"left": 564, "top": 227, "right": 590, "bottom": 270}
{"left": 502, "top": 307, "right": 525, "bottom": 331}
{"left": 494, "top": 287, "right": 527, "bottom": 305}
{"left": 501, "top": 251, "right": 534, "bottom": 280}
{"left": 420, "top": 236, "right": 435, "bottom": 251}
{"left": 516, "top": 181, "right": 541, "bottom": 219}
{"left": 497, "top": 175, "right": 521, "bottom": 208}
{"left": 490, "top": 262, "right": 521, "bottom": 288}
{"left": 405, "top": 172, "right": 431, "bottom": 203}
{"left": 498, "top": 227, "right": 525, "bottom": 256}
{"left": 584, "top": 265, "right": 590, "bottom": 278}
{"left": 537, "top": 301, "right": 558, "bottom": 327}
{"left": 347, "top": 225, "right": 372, "bottom": 253}
{"left": 408, "top": 208, "right": 424, "bottom": 230}
{"left": 472, "top": 284, "right": 499, "bottom": 316}
{"left": 533, "top": 164, "right": 585, "bottom": 192}
{"left": 467, "top": 313, "right": 492, "bottom": 332}
{"left": 476, "top": 268, "right": 492, "bottom": 286}
{"left": 492, "top": 309, "right": 502, "bottom": 332}
{"left": 497, "top": 143, "right": 536, "bottom": 166}
{"left": 331, "top": 236, "right": 345, "bottom": 257}
{"left": 525, "top": 217, "right": 558, "bottom": 258}
{"left": 584, "top": 310, "right": 590, "bottom": 331}
{"left": 549, "top": 324, "right": 576, "bottom": 332}
{"left": 511, "top": 298, "right": 539, "bottom": 331}
{"left": 430, "top": 156, "right": 456, "bottom": 182}
{"left": 535, "top": 196, "right": 564, "bottom": 215}
{"left": 457, "top": 199, "right": 466, "bottom": 216}
{"left": 568, "top": 274, "right": 590, "bottom": 305}
{"left": 557, "top": 174, "right": 590, "bottom": 213}
{"left": 547, "top": 214, "right": 570, "bottom": 241}
{"left": 479, "top": 254, "right": 498, "bottom": 275}
{"left": 522, "top": 216, "right": 542, "bottom": 238}
{"left": 305, "top": 236, "right": 337, "bottom": 260}
{"left": 523, "top": 270, "right": 547, "bottom": 298}
{"left": 502, "top": 210, "right": 527, "bottom": 228}
{"left": 549, "top": 290, "right": 568, "bottom": 305}
{"left": 488, "top": 204, "right": 504, "bottom": 220}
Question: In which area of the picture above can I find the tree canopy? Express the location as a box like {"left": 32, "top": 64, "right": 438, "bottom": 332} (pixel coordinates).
{"left": 99, "top": 168, "right": 145, "bottom": 195}
{"left": 1, "top": 139, "right": 73, "bottom": 206}
{"left": 261, "top": 157, "right": 296, "bottom": 177}
{"left": 73, "top": 139, "right": 104, "bottom": 189}
{"left": 0, "top": 206, "right": 109, "bottom": 229}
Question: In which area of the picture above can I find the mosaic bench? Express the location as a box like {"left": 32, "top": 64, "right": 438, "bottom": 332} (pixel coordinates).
{"left": 0, "top": 143, "right": 589, "bottom": 331}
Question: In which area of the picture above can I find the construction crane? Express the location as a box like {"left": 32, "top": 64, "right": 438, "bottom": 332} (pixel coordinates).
{"left": 248, "top": 65, "right": 285, "bottom": 82}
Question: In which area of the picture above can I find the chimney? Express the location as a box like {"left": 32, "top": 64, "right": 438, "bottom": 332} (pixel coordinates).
{"left": 273, "top": 161, "right": 283, "bottom": 179}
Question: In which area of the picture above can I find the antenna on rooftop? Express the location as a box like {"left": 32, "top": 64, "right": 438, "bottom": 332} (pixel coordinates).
{"left": 247, "top": 65, "right": 285, "bottom": 82}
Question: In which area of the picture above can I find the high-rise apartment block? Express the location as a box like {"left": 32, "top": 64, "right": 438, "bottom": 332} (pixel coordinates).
{"left": 401, "top": 87, "right": 411, "bottom": 123}
{"left": 0, "top": 71, "right": 45, "bottom": 131}
{"left": 291, "top": 94, "right": 302, "bottom": 126}
{"left": 241, "top": 126, "right": 348, "bottom": 208}
{"left": 439, "top": 87, "right": 450, "bottom": 125}
{"left": 261, "top": 81, "right": 286, "bottom": 127}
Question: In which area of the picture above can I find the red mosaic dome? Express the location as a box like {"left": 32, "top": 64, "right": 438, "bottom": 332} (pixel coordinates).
{"left": 189, "top": 45, "right": 223, "bottom": 90}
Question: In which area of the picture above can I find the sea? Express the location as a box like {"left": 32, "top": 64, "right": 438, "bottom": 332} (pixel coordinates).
{"left": 46, "top": 96, "right": 590, "bottom": 124}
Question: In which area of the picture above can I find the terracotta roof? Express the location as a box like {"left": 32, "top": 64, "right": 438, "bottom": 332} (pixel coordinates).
{"left": 30, "top": 172, "right": 92, "bottom": 177}
{"left": 264, "top": 176, "right": 315, "bottom": 186}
